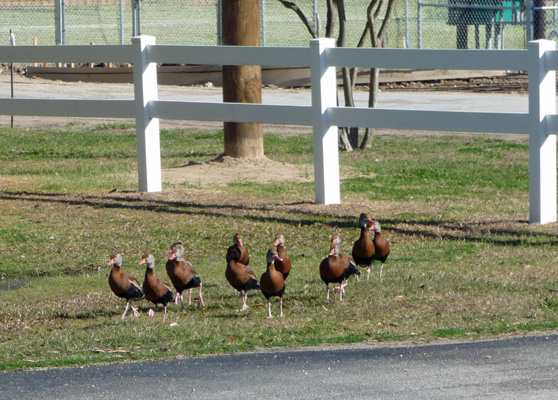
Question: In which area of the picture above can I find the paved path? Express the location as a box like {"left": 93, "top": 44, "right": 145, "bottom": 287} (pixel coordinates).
{"left": 3, "top": 333, "right": 558, "bottom": 399}
{"left": 0, "top": 74, "right": 529, "bottom": 132}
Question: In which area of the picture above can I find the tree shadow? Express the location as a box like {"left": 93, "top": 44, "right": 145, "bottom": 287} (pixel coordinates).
{"left": 1, "top": 190, "right": 556, "bottom": 247}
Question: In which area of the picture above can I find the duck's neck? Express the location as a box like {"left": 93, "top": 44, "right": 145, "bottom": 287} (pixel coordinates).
{"left": 360, "top": 226, "right": 370, "bottom": 239}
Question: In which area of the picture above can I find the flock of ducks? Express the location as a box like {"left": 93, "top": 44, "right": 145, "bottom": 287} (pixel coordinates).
{"left": 108, "top": 214, "right": 389, "bottom": 323}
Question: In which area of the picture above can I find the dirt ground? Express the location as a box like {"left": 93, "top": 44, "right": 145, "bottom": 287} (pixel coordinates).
{"left": 161, "top": 155, "right": 315, "bottom": 188}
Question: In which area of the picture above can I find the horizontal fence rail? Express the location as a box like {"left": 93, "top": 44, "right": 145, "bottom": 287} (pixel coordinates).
{"left": 326, "top": 48, "right": 530, "bottom": 71}
{"left": 327, "top": 108, "right": 532, "bottom": 134}
{"left": 0, "top": 99, "right": 135, "bottom": 118}
{"left": 0, "top": 37, "right": 557, "bottom": 224}
{"left": 150, "top": 101, "right": 313, "bottom": 126}
{"left": 0, "top": 45, "right": 134, "bottom": 63}
{"left": 148, "top": 45, "right": 312, "bottom": 67}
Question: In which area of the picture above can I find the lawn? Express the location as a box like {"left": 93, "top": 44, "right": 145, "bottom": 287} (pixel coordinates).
{"left": 1, "top": 125, "right": 558, "bottom": 371}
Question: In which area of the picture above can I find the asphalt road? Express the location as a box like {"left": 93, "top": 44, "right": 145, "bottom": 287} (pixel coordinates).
{"left": 2, "top": 334, "right": 558, "bottom": 399}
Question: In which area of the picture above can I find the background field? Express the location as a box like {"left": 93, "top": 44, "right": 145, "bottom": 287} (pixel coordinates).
{"left": 1, "top": 0, "right": 534, "bottom": 49}
{"left": 1, "top": 123, "right": 558, "bottom": 371}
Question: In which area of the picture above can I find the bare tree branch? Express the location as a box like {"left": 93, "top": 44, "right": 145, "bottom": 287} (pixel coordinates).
{"left": 326, "top": 0, "right": 337, "bottom": 38}
{"left": 361, "top": 0, "right": 401, "bottom": 150}
{"left": 377, "top": 0, "right": 401, "bottom": 44}
{"left": 276, "top": 0, "right": 318, "bottom": 38}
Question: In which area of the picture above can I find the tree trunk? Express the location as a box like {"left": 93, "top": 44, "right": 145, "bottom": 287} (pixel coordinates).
{"left": 222, "top": 0, "right": 264, "bottom": 159}
{"left": 335, "top": 0, "right": 358, "bottom": 151}
{"left": 360, "top": 67, "right": 379, "bottom": 150}
{"left": 360, "top": 0, "right": 400, "bottom": 150}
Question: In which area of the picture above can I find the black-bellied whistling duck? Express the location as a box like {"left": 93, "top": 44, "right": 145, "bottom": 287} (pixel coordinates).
{"left": 273, "top": 233, "right": 292, "bottom": 280}
{"left": 372, "top": 220, "right": 391, "bottom": 279}
{"left": 225, "top": 245, "right": 259, "bottom": 311}
{"left": 108, "top": 253, "right": 144, "bottom": 319}
{"left": 319, "top": 234, "right": 360, "bottom": 302}
{"left": 226, "top": 232, "right": 250, "bottom": 266}
{"left": 140, "top": 252, "right": 174, "bottom": 324}
{"left": 260, "top": 248, "right": 286, "bottom": 318}
{"left": 352, "top": 213, "right": 375, "bottom": 282}
{"left": 165, "top": 241, "right": 204, "bottom": 309}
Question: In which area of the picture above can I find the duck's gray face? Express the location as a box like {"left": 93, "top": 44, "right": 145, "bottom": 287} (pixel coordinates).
{"left": 274, "top": 234, "right": 285, "bottom": 247}
{"left": 140, "top": 253, "right": 155, "bottom": 268}
{"left": 174, "top": 244, "right": 185, "bottom": 259}
{"left": 108, "top": 254, "right": 122, "bottom": 267}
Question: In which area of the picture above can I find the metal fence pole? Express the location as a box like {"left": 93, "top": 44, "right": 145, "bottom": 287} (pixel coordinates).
{"left": 120, "top": 0, "right": 125, "bottom": 45}
{"left": 526, "top": 0, "right": 533, "bottom": 43}
{"left": 217, "top": 0, "right": 223, "bottom": 45}
{"left": 314, "top": 0, "right": 319, "bottom": 34}
{"left": 418, "top": 0, "right": 422, "bottom": 49}
{"left": 55, "top": 0, "right": 65, "bottom": 45}
{"left": 132, "top": 0, "right": 142, "bottom": 37}
{"left": 405, "top": 0, "right": 409, "bottom": 47}
{"left": 261, "top": 0, "right": 266, "bottom": 46}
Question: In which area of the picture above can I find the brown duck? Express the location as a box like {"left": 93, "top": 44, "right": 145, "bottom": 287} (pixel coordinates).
{"left": 273, "top": 233, "right": 292, "bottom": 280}
{"left": 225, "top": 245, "right": 259, "bottom": 311}
{"left": 108, "top": 253, "right": 144, "bottom": 319}
{"left": 140, "top": 252, "right": 174, "bottom": 324}
{"left": 351, "top": 213, "right": 375, "bottom": 281}
{"left": 260, "top": 248, "right": 286, "bottom": 318}
{"left": 226, "top": 232, "right": 251, "bottom": 266}
{"left": 165, "top": 241, "right": 204, "bottom": 309}
{"left": 372, "top": 220, "right": 391, "bottom": 279}
{"left": 320, "top": 234, "right": 360, "bottom": 302}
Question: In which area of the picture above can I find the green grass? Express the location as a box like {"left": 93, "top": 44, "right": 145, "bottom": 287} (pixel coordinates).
{"left": 2, "top": 125, "right": 558, "bottom": 371}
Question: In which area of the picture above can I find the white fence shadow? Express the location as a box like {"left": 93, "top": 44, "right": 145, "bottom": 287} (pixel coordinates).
{"left": 0, "top": 37, "right": 557, "bottom": 224}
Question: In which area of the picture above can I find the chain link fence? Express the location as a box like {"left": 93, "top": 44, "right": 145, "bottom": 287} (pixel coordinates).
{"left": 1, "top": 0, "right": 557, "bottom": 50}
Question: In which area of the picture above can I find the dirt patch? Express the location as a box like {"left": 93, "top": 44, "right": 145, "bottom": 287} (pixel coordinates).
{"left": 162, "top": 155, "right": 314, "bottom": 187}
{"left": 161, "top": 155, "right": 376, "bottom": 187}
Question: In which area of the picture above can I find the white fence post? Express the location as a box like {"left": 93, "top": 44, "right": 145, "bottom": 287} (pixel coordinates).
{"left": 310, "top": 38, "right": 340, "bottom": 205}
{"left": 528, "top": 40, "right": 556, "bottom": 224}
{"left": 132, "top": 35, "right": 162, "bottom": 193}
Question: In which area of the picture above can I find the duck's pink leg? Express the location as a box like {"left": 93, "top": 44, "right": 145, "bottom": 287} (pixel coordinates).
{"left": 279, "top": 298, "right": 284, "bottom": 317}
{"left": 334, "top": 281, "right": 347, "bottom": 294}
{"left": 121, "top": 302, "right": 130, "bottom": 319}
{"left": 267, "top": 302, "right": 273, "bottom": 319}
{"left": 161, "top": 306, "right": 168, "bottom": 324}
{"left": 339, "top": 281, "right": 349, "bottom": 301}
{"left": 241, "top": 293, "right": 249, "bottom": 311}
{"left": 188, "top": 289, "right": 193, "bottom": 305}
{"left": 197, "top": 284, "right": 205, "bottom": 308}
{"left": 131, "top": 305, "right": 140, "bottom": 317}
{"left": 366, "top": 267, "right": 371, "bottom": 281}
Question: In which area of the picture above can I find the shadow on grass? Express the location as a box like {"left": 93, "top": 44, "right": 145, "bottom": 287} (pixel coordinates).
{"left": 1, "top": 190, "right": 555, "bottom": 248}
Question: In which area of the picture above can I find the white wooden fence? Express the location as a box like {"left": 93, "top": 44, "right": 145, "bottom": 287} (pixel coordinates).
{"left": 1, "top": 37, "right": 557, "bottom": 224}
